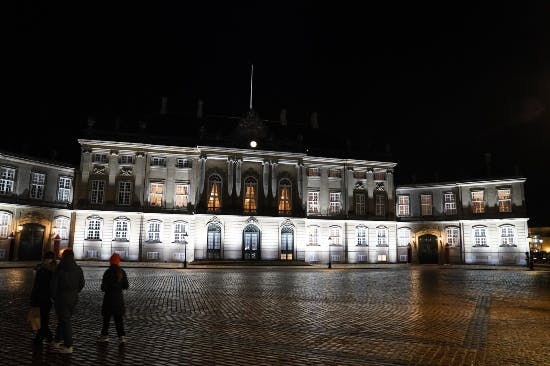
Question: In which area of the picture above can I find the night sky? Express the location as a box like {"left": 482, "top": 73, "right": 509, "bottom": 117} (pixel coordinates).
{"left": 11, "top": 2, "right": 550, "bottom": 226}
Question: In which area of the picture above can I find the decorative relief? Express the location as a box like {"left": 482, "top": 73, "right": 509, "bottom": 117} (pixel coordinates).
{"left": 110, "top": 150, "right": 119, "bottom": 156}
{"left": 92, "top": 165, "right": 107, "bottom": 175}
{"left": 245, "top": 216, "right": 259, "bottom": 225}
{"left": 136, "top": 151, "right": 145, "bottom": 158}
{"left": 375, "top": 182, "right": 385, "bottom": 191}
{"left": 119, "top": 167, "right": 133, "bottom": 176}
{"left": 355, "top": 182, "right": 365, "bottom": 190}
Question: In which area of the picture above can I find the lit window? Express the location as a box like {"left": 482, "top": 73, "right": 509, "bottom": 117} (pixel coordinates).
{"left": 357, "top": 225, "right": 368, "bottom": 246}
{"left": 150, "top": 157, "right": 166, "bottom": 167}
{"left": 499, "top": 225, "right": 516, "bottom": 246}
{"left": 397, "top": 195, "right": 410, "bottom": 216}
{"left": 85, "top": 216, "right": 102, "bottom": 240}
{"left": 444, "top": 192, "right": 457, "bottom": 215}
{"left": 307, "top": 191, "right": 320, "bottom": 214}
{"left": 307, "top": 168, "right": 320, "bottom": 177}
{"left": 0, "top": 167, "right": 16, "bottom": 195}
{"left": 147, "top": 221, "right": 161, "bottom": 242}
{"left": 398, "top": 228, "right": 411, "bottom": 247}
{"left": 173, "top": 221, "right": 187, "bottom": 243}
{"left": 113, "top": 218, "right": 130, "bottom": 241}
{"left": 308, "top": 226, "right": 319, "bottom": 246}
{"left": 90, "top": 180, "right": 105, "bottom": 204}
{"left": 149, "top": 182, "right": 164, "bottom": 207}
{"left": 353, "top": 171, "right": 366, "bottom": 179}
{"left": 175, "top": 183, "right": 190, "bottom": 209}
{"left": 498, "top": 189, "right": 512, "bottom": 213}
{"left": 57, "top": 177, "right": 72, "bottom": 202}
{"left": 473, "top": 226, "right": 487, "bottom": 246}
{"left": 117, "top": 181, "right": 132, "bottom": 206}
{"left": 471, "top": 191, "right": 485, "bottom": 214}
{"left": 421, "top": 194, "right": 432, "bottom": 216}
{"left": 375, "top": 194, "right": 386, "bottom": 217}
{"left": 278, "top": 179, "right": 292, "bottom": 214}
{"left": 0, "top": 212, "right": 12, "bottom": 238}
{"left": 30, "top": 172, "right": 46, "bottom": 200}
{"left": 355, "top": 191, "right": 366, "bottom": 216}
{"left": 243, "top": 177, "right": 257, "bottom": 213}
{"left": 54, "top": 216, "right": 70, "bottom": 240}
{"left": 377, "top": 226, "right": 388, "bottom": 246}
{"left": 446, "top": 226, "right": 459, "bottom": 247}
{"left": 329, "top": 192, "right": 341, "bottom": 215}
{"left": 207, "top": 175, "right": 222, "bottom": 212}
{"left": 328, "top": 169, "right": 341, "bottom": 178}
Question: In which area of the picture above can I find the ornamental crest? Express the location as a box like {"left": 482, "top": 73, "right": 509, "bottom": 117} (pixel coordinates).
{"left": 120, "top": 167, "right": 133, "bottom": 176}
{"left": 92, "top": 165, "right": 106, "bottom": 175}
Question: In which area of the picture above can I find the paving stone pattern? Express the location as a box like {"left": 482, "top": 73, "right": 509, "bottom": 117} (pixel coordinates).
{"left": 1, "top": 267, "right": 549, "bottom": 365}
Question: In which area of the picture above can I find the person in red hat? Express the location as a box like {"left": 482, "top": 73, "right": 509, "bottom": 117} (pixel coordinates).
{"left": 98, "top": 253, "right": 129, "bottom": 344}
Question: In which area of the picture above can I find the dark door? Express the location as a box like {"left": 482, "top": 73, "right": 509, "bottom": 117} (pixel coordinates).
{"left": 19, "top": 223, "right": 45, "bottom": 261}
{"left": 418, "top": 234, "right": 438, "bottom": 264}
{"left": 280, "top": 227, "right": 294, "bottom": 260}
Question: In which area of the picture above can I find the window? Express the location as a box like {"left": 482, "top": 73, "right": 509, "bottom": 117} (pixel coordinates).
{"left": 329, "top": 226, "right": 341, "bottom": 245}
{"left": 329, "top": 192, "right": 341, "bottom": 215}
{"left": 444, "top": 192, "right": 457, "bottom": 215}
{"left": 398, "top": 228, "right": 411, "bottom": 247}
{"left": 54, "top": 216, "right": 70, "bottom": 240}
{"left": 207, "top": 224, "right": 222, "bottom": 259}
{"left": 92, "top": 153, "right": 108, "bottom": 163}
{"left": 146, "top": 252, "right": 159, "bottom": 260}
{"left": 499, "top": 225, "right": 516, "bottom": 246}
{"left": 278, "top": 179, "right": 292, "bottom": 214}
{"left": 397, "top": 195, "right": 410, "bottom": 216}
{"left": 328, "top": 169, "right": 341, "bottom": 178}
{"left": 421, "top": 194, "right": 432, "bottom": 216}
{"left": 85, "top": 216, "right": 102, "bottom": 240}
{"left": 207, "top": 174, "right": 222, "bottom": 212}
{"left": 176, "top": 158, "right": 192, "bottom": 168}
{"left": 377, "top": 226, "right": 388, "bottom": 246}
{"left": 117, "top": 181, "right": 132, "bottom": 206}
{"left": 471, "top": 191, "right": 485, "bottom": 214}
{"left": 355, "top": 191, "right": 366, "bottom": 216}
{"left": 375, "top": 194, "right": 386, "bottom": 216}
{"left": 90, "top": 180, "right": 105, "bottom": 204}
{"left": 118, "top": 155, "right": 135, "bottom": 165}
{"left": 243, "top": 177, "right": 257, "bottom": 213}
{"left": 57, "top": 176, "right": 72, "bottom": 202}
{"left": 353, "top": 171, "right": 366, "bottom": 179}
{"left": 307, "top": 167, "right": 320, "bottom": 177}
{"left": 446, "top": 227, "right": 459, "bottom": 247}
{"left": 374, "top": 171, "right": 386, "bottom": 181}
{"left": 0, "top": 212, "right": 12, "bottom": 238}
{"left": 147, "top": 221, "right": 161, "bottom": 242}
{"left": 150, "top": 157, "right": 166, "bottom": 167}
{"left": 357, "top": 225, "right": 368, "bottom": 246}
{"left": 308, "top": 226, "right": 319, "bottom": 246}
{"left": 113, "top": 218, "right": 130, "bottom": 241}
{"left": 307, "top": 191, "right": 320, "bottom": 214}
{"left": 0, "top": 167, "right": 15, "bottom": 195}
{"left": 30, "top": 172, "right": 46, "bottom": 199}
{"left": 498, "top": 189, "right": 512, "bottom": 213}
{"left": 149, "top": 182, "right": 164, "bottom": 207}
{"left": 173, "top": 221, "right": 188, "bottom": 243}
{"left": 175, "top": 183, "right": 190, "bottom": 209}
{"left": 473, "top": 226, "right": 487, "bottom": 246}
{"left": 281, "top": 226, "right": 294, "bottom": 260}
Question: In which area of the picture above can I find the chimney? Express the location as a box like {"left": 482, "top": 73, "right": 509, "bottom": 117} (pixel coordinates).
{"left": 280, "top": 109, "right": 287, "bottom": 126}
{"left": 160, "top": 96, "right": 168, "bottom": 115}
{"left": 310, "top": 112, "right": 319, "bottom": 129}
{"left": 197, "top": 99, "right": 204, "bottom": 119}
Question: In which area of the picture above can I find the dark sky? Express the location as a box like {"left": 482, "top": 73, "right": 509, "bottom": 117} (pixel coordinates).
{"left": 11, "top": 2, "right": 550, "bottom": 226}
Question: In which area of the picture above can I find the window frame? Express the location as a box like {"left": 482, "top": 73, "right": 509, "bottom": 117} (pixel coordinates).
{"left": 85, "top": 216, "right": 103, "bottom": 240}
{"left": 397, "top": 195, "right": 410, "bottom": 216}
{"left": 113, "top": 217, "right": 130, "bottom": 241}
{"left": 90, "top": 179, "right": 105, "bottom": 204}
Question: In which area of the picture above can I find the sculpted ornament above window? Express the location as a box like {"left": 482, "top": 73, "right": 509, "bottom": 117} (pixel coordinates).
{"left": 376, "top": 182, "right": 385, "bottom": 191}
{"left": 92, "top": 165, "right": 107, "bottom": 175}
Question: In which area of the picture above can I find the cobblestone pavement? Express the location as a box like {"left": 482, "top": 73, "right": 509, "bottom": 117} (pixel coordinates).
{"left": 1, "top": 266, "right": 549, "bottom": 366}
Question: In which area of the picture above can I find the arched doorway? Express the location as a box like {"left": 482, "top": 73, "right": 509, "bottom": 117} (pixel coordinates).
{"left": 280, "top": 226, "right": 294, "bottom": 260}
{"left": 418, "top": 234, "right": 438, "bottom": 264}
{"left": 18, "top": 223, "right": 45, "bottom": 261}
{"left": 242, "top": 224, "right": 260, "bottom": 260}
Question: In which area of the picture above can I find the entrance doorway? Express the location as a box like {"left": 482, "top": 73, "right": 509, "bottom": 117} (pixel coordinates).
{"left": 18, "top": 223, "right": 45, "bottom": 261}
{"left": 243, "top": 225, "right": 260, "bottom": 260}
{"left": 418, "top": 234, "right": 438, "bottom": 264}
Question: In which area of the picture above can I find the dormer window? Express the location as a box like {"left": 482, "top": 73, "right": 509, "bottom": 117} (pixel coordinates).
{"left": 176, "top": 158, "right": 192, "bottom": 168}
{"left": 92, "top": 153, "right": 108, "bottom": 163}
{"left": 150, "top": 157, "right": 166, "bottom": 167}
{"left": 118, "top": 155, "right": 135, "bottom": 165}
{"left": 328, "top": 169, "right": 341, "bottom": 178}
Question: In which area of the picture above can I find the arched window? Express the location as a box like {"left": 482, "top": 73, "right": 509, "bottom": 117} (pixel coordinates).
{"left": 398, "top": 228, "right": 411, "bottom": 247}
{"left": 278, "top": 179, "right": 292, "bottom": 214}
{"left": 146, "top": 220, "right": 162, "bottom": 242}
{"left": 54, "top": 216, "right": 70, "bottom": 240}
{"left": 113, "top": 217, "right": 130, "bottom": 241}
{"left": 0, "top": 211, "right": 13, "bottom": 238}
{"left": 281, "top": 226, "right": 294, "bottom": 260}
{"left": 85, "top": 216, "right": 103, "bottom": 240}
{"left": 356, "top": 225, "right": 368, "bottom": 246}
{"left": 243, "top": 177, "right": 257, "bottom": 213}
{"left": 207, "top": 174, "right": 222, "bottom": 212}
{"left": 499, "top": 225, "right": 516, "bottom": 246}
{"left": 376, "top": 226, "right": 388, "bottom": 246}
{"left": 173, "top": 221, "right": 188, "bottom": 243}
{"left": 472, "top": 226, "right": 488, "bottom": 247}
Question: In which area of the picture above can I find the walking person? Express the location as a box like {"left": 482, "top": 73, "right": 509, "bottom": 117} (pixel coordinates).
{"left": 30, "top": 251, "right": 57, "bottom": 346}
{"left": 51, "top": 249, "right": 85, "bottom": 353}
{"left": 98, "top": 253, "right": 129, "bottom": 345}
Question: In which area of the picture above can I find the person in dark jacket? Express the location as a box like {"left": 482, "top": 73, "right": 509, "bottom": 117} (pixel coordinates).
{"left": 51, "top": 249, "right": 85, "bottom": 353}
{"left": 30, "top": 251, "right": 57, "bottom": 345}
{"left": 98, "top": 253, "right": 129, "bottom": 345}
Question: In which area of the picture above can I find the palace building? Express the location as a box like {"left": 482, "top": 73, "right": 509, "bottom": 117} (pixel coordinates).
{"left": 0, "top": 102, "right": 529, "bottom": 265}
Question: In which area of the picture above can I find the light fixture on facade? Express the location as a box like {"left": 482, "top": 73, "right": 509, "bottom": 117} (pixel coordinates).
{"left": 250, "top": 140, "right": 257, "bottom": 148}
{"left": 17, "top": 225, "right": 23, "bottom": 232}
